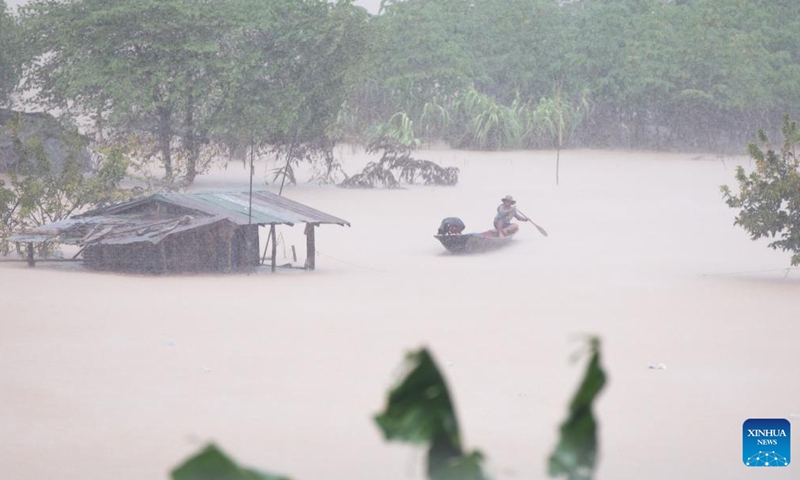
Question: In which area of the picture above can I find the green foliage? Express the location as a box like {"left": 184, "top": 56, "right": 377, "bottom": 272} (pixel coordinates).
{"left": 369, "top": 112, "right": 420, "bottom": 150}
{"left": 20, "top": 0, "right": 234, "bottom": 183}
{"left": 20, "top": 0, "right": 370, "bottom": 185}
{"left": 18, "top": 0, "right": 800, "bottom": 157}
{"left": 451, "top": 88, "right": 522, "bottom": 150}
{"left": 339, "top": 126, "right": 458, "bottom": 188}
{"left": 374, "top": 349, "right": 462, "bottom": 446}
{"left": 347, "top": 0, "right": 800, "bottom": 150}
{"left": 374, "top": 347, "right": 488, "bottom": 480}
{"left": 212, "top": 0, "right": 370, "bottom": 145}
{"left": 467, "top": 0, "right": 567, "bottom": 106}
{"left": 359, "top": 86, "right": 589, "bottom": 153}
{"left": 165, "top": 340, "right": 609, "bottom": 480}
{"left": 0, "top": 0, "right": 20, "bottom": 106}
{"left": 0, "top": 115, "right": 129, "bottom": 254}
{"left": 342, "top": 0, "right": 472, "bottom": 139}
{"left": 721, "top": 114, "right": 800, "bottom": 265}
{"left": 548, "top": 336, "right": 607, "bottom": 480}
{"left": 171, "top": 444, "right": 291, "bottom": 480}
{"left": 268, "top": 141, "right": 347, "bottom": 188}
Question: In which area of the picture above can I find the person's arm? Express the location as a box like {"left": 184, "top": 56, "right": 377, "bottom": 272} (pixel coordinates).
{"left": 514, "top": 210, "right": 528, "bottom": 221}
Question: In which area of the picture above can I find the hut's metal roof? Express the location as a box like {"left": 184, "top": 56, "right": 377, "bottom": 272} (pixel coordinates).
{"left": 9, "top": 191, "right": 350, "bottom": 246}
{"left": 158, "top": 191, "right": 349, "bottom": 226}
{"left": 9, "top": 213, "right": 220, "bottom": 246}
{"left": 77, "top": 191, "right": 350, "bottom": 227}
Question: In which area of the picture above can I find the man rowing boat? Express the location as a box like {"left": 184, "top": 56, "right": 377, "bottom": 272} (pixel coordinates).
{"left": 494, "top": 195, "right": 529, "bottom": 237}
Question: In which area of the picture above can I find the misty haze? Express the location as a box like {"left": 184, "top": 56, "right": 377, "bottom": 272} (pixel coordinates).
{"left": 1, "top": 1, "right": 799, "bottom": 480}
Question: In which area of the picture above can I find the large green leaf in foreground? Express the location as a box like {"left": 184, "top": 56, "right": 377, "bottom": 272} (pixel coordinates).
{"left": 171, "top": 443, "right": 291, "bottom": 480}
{"left": 375, "top": 347, "right": 487, "bottom": 480}
{"left": 375, "top": 348, "right": 462, "bottom": 446}
{"left": 548, "top": 337, "right": 607, "bottom": 480}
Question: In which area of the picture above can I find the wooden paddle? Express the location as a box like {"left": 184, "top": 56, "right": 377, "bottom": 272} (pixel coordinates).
{"left": 516, "top": 209, "right": 548, "bottom": 237}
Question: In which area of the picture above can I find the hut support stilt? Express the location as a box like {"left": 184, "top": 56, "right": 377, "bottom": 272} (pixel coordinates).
{"left": 159, "top": 242, "right": 167, "bottom": 274}
{"left": 260, "top": 226, "right": 271, "bottom": 265}
{"left": 270, "top": 225, "right": 277, "bottom": 273}
{"left": 27, "top": 242, "right": 35, "bottom": 267}
{"left": 305, "top": 223, "right": 316, "bottom": 270}
{"left": 226, "top": 234, "right": 232, "bottom": 272}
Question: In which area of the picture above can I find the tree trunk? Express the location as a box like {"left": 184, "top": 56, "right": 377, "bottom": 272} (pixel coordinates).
{"left": 157, "top": 106, "right": 173, "bottom": 179}
{"left": 184, "top": 89, "right": 197, "bottom": 184}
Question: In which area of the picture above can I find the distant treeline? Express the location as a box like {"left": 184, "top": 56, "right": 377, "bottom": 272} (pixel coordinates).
{"left": 351, "top": 0, "right": 800, "bottom": 151}
{"left": 1, "top": 0, "right": 798, "bottom": 185}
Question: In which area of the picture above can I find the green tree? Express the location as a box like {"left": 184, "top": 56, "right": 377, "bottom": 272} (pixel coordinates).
{"left": 466, "top": 0, "right": 565, "bottom": 104}
{"left": 212, "top": 0, "right": 371, "bottom": 186}
{"left": 663, "top": 0, "right": 773, "bottom": 147}
{"left": 346, "top": 0, "right": 473, "bottom": 138}
{"left": 721, "top": 115, "right": 800, "bottom": 266}
{"left": 21, "top": 0, "right": 244, "bottom": 184}
{"left": 0, "top": 0, "right": 21, "bottom": 107}
{"left": 21, "top": 0, "right": 369, "bottom": 186}
{"left": 352, "top": 0, "right": 800, "bottom": 152}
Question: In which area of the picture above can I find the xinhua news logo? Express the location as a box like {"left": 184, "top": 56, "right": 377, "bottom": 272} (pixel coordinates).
{"left": 743, "top": 418, "right": 791, "bottom": 467}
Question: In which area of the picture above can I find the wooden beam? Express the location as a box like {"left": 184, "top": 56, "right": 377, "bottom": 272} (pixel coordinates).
{"left": 270, "top": 225, "right": 277, "bottom": 273}
{"left": 26, "top": 242, "right": 35, "bottom": 267}
{"left": 261, "top": 227, "right": 272, "bottom": 265}
{"left": 305, "top": 223, "right": 316, "bottom": 270}
{"left": 159, "top": 242, "right": 168, "bottom": 274}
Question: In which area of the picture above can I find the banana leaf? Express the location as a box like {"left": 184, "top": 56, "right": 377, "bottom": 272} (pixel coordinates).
{"left": 548, "top": 337, "right": 607, "bottom": 480}
{"left": 375, "top": 348, "right": 488, "bottom": 480}
{"left": 429, "top": 449, "right": 487, "bottom": 480}
{"left": 172, "top": 443, "right": 291, "bottom": 480}
{"left": 375, "top": 348, "right": 462, "bottom": 448}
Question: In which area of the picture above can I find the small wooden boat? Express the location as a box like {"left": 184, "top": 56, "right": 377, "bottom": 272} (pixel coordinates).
{"left": 434, "top": 230, "right": 516, "bottom": 254}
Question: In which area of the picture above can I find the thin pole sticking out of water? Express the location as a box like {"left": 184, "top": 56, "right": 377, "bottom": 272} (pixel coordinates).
{"left": 248, "top": 143, "right": 254, "bottom": 224}
{"left": 270, "top": 225, "right": 277, "bottom": 272}
{"left": 556, "top": 147, "right": 560, "bottom": 185}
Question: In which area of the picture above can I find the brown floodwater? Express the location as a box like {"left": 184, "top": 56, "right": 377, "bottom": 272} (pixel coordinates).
{"left": 1, "top": 146, "right": 798, "bottom": 480}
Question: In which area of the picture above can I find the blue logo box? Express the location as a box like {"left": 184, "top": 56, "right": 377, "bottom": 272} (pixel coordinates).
{"left": 743, "top": 418, "right": 790, "bottom": 467}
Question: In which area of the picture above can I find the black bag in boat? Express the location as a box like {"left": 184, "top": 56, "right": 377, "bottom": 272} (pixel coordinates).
{"left": 437, "top": 217, "right": 465, "bottom": 235}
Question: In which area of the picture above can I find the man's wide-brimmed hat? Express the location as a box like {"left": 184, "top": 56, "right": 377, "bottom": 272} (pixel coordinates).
{"left": 501, "top": 195, "right": 516, "bottom": 204}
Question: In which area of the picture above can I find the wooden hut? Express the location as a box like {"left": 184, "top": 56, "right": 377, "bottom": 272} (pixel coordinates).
{"left": 10, "top": 191, "right": 349, "bottom": 273}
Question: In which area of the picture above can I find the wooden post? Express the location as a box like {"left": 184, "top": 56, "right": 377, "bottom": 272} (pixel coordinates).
{"left": 270, "top": 225, "right": 277, "bottom": 273}
{"left": 159, "top": 242, "right": 168, "bottom": 274}
{"left": 304, "top": 223, "right": 316, "bottom": 270}
{"left": 226, "top": 231, "right": 232, "bottom": 272}
{"left": 26, "top": 242, "right": 35, "bottom": 267}
{"left": 261, "top": 226, "right": 271, "bottom": 265}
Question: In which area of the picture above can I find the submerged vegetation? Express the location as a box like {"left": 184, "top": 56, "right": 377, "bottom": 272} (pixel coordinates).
{"left": 339, "top": 116, "right": 460, "bottom": 188}
{"left": 170, "top": 340, "right": 607, "bottom": 480}
{"left": 338, "top": 149, "right": 460, "bottom": 188}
